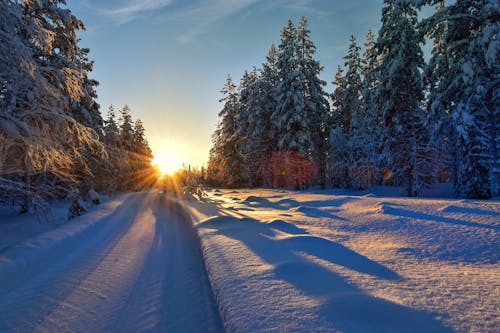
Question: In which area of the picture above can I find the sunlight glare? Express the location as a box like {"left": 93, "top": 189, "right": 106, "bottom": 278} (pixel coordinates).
{"left": 153, "top": 149, "right": 185, "bottom": 175}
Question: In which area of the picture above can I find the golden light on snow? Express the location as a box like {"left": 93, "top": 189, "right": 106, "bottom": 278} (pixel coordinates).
{"left": 153, "top": 148, "right": 185, "bottom": 175}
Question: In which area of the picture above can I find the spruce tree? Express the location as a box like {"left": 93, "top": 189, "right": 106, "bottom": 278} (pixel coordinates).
{"left": 208, "top": 75, "right": 243, "bottom": 187}
{"left": 297, "top": 17, "right": 331, "bottom": 189}
{"left": 358, "top": 28, "right": 383, "bottom": 169}
{"left": 374, "top": 0, "right": 426, "bottom": 196}
{"left": 119, "top": 105, "right": 134, "bottom": 151}
{"left": 417, "top": 0, "right": 499, "bottom": 198}
{"left": 273, "top": 20, "right": 312, "bottom": 156}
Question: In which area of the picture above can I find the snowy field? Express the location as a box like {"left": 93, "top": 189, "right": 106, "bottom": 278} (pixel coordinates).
{"left": 185, "top": 188, "right": 499, "bottom": 333}
{"left": 0, "top": 188, "right": 498, "bottom": 332}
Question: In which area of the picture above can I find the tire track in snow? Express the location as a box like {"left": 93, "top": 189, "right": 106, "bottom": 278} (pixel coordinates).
{"left": 0, "top": 191, "right": 224, "bottom": 333}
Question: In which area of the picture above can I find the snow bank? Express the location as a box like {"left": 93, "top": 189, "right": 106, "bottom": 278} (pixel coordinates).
{"left": 184, "top": 189, "right": 499, "bottom": 333}
{"left": 0, "top": 193, "right": 131, "bottom": 292}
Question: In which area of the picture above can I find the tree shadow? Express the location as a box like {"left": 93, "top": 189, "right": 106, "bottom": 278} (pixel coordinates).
{"left": 199, "top": 217, "right": 453, "bottom": 333}
{"left": 440, "top": 205, "right": 500, "bottom": 217}
{"left": 382, "top": 206, "right": 499, "bottom": 231}
{"left": 241, "top": 196, "right": 348, "bottom": 221}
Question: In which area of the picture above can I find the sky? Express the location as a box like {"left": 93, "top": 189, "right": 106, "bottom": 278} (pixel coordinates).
{"left": 67, "top": 0, "right": 433, "bottom": 169}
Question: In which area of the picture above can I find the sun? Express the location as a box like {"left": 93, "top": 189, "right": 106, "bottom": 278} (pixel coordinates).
{"left": 153, "top": 149, "right": 184, "bottom": 175}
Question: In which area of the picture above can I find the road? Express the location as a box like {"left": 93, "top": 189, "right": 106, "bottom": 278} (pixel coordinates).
{"left": 0, "top": 191, "right": 223, "bottom": 332}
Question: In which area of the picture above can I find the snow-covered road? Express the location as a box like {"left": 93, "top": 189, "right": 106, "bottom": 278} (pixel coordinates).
{"left": 0, "top": 191, "right": 223, "bottom": 333}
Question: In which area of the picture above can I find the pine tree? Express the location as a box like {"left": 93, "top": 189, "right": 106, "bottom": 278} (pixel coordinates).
{"left": 104, "top": 105, "right": 120, "bottom": 146}
{"left": 297, "top": 17, "right": 330, "bottom": 189}
{"left": 342, "top": 36, "right": 363, "bottom": 136}
{"left": 236, "top": 69, "right": 258, "bottom": 186}
{"left": 357, "top": 28, "right": 383, "bottom": 171}
{"left": 208, "top": 75, "right": 243, "bottom": 187}
{"left": 119, "top": 105, "right": 134, "bottom": 151}
{"left": 0, "top": 0, "right": 104, "bottom": 212}
{"left": 243, "top": 45, "right": 280, "bottom": 187}
{"left": 374, "top": 0, "right": 426, "bottom": 196}
{"left": 329, "top": 65, "right": 350, "bottom": 187}
{"left": 417, "top": 0, "right": 499, "bottom": 198}
{"left": 273, "top": 20, "right": 312, "bottom": 156}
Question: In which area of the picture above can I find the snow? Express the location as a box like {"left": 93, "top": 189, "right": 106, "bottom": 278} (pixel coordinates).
{"left": 1, "top": 188, "right": 498, "bottom": 332}
{"left": 184, "top": 188, "right": 499, "bottom": 333}
{"left": 0, "top": 191, "right": 222, "bottom": 332}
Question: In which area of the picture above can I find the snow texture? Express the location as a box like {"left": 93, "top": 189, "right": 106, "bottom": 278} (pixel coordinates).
{"left": 185, "top": 188, "right": 499, "bottom": 333}
{"left": 0, "top": 191, "right": 222, "bottom": 332}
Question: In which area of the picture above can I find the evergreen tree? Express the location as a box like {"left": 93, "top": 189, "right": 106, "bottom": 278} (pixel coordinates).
{"left": 342, "top": 35, "right": 363, "bottom": 136}
{"left": 329, "top": 65, "right": 350, "bottom": 187}
{"left": 357, "top": 28, "right": 383, "bottom": 169}
{"left": 417, "top": 0, "right": 499, "bottom": 198}
{"left": 104, "top": 105, "right": 120, "bottom": 146}
{"left": 208, "top": 75, "right": 242, "bottom": 187}
{"left": 297, "top": 17, "right": 331, "bottom": 189}
{"left": 236, "top": 69, "right": 258, "bottom": 186}
{"left": 331, "top": 66, "right": 346, "bottom": 132}
{"left": 0, "top": 0, "right": 104, "bottom": 212}
{"left": 374, "top": 0, "right": 426, "bottom": 196}
{"left": 273, "top": 20, "right": 312, "bottom": 156}
{"left": 244, "top": 45, "right": 280, "bottom": 187}
{"left": 119, "top": 105, "right": 134, "bottom": 151}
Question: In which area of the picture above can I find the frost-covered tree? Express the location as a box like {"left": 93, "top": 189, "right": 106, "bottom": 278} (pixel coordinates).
{"left": 119, "top": 105, "right": 134, "bottom": 151}
{"left": 244, "top": 67, "right": 273, "bottom": 186}
{"left": 329, "top": 65, "right": 351, "bottom": 187}
{"left": 273, "top": 20, "right": 312, "bottom": 156}
{"left": 342, "top": 36, "right": 363, "bottom": 136}
{"left": 374, "top": 0, "right": 426, "bottom": 196}
{"left": 207, "top": 75, "right": 243, "bottom": 187}
{"left": 355, "top": 28, "right": 383, "bottom": 171}
{"left": 236, "top": 69, "right": 258, "bottom": 186}
{"left": 0, "top": 0, "right": 104, "bottom": 212}
{"left": 416, "top": 0, "right": 499, "bottom": 198}
{"left": 297, "top": 17, "right": 330, "bottom": 188}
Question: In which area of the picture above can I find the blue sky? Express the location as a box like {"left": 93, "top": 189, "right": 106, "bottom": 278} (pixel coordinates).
{"left": 67, "top": 0, "right": 432, "bottom": 168}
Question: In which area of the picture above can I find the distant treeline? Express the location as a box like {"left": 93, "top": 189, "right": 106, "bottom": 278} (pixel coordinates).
{"left": 207, "top": 1, "right": 499, "bottom": 199}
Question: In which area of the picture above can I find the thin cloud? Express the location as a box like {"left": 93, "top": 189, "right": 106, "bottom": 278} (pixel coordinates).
{"left": 101, "top": 0, "right": 174, "bottom": 23}
{"left": 175, "top": 0, "right": 261, "bottom": 44}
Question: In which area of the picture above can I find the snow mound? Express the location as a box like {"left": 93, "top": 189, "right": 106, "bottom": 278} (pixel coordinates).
{"left": 266, "top": 220, "right": 308, "bottom": 234}
{"left": 242, "top": 195, "right": 267, "bottom": 204}
{"left": 439, "top": 205, "right": 500, "bottom": 217}
{"left": 376, "top": 201, "right": 403, "bottom": 214}
{"left": 275, "top": 198, "right": 300, "bottom": 208}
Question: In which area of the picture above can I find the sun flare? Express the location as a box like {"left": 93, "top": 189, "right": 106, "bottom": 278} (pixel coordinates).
{"left": 153, "top": 149, "right": 185, "bottom": 175}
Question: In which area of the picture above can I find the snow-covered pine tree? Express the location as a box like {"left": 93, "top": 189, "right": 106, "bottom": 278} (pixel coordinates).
{"left": 342, "top": 35, "right": 363, "bottom": 136}
{"left": 0, "top": 0, "right": 103, "bottom": 211}
{"left": 236, "top": 69, "right": 258, "bottom": 186}
{"left": 349, "top": 28, "right": 384, "bottom": 189}
{"left": 342, "top": 35, "right": 371, "bottom": 188}
{"left": 417, "top": 0, "right": 499, "bottom": 198}
{"left": 208, "top": 75, "right": 243, "bottom": 187}
{"left": 242, "top": 45, "right": 280, "bottom": 187}
{"left": 103, "top": 105, "right": 120, "bottom": 146}
{"left": 272, "top": 20, "right": 315, "bottom": 189}
{"left": 119, "top": 105, "right": 134, "bottom": 151}
{"left": 329, "top": 65, "right": 351, "bottom": 187}
{"left": 297, "top": 17, "right": 331, "bottom": 189}
{"left": 374, "top": 0, "right": 426, "bottom": 196}
{"left": 130, "top": 119, "right": 154, "bottom": 190}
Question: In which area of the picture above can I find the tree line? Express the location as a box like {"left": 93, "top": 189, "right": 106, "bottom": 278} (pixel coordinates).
{"left": 0, "top": 0, "right": 154, "bottom": 215}
{"left": 207, "top": 0, "right": 499, "bottom": 199}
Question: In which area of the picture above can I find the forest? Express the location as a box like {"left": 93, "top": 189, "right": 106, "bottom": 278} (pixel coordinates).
{"left": 0, "top": 0, "right": 155, "bottom": 215}
{"left": 207, "top": 0, "right": 499, "bottom": 199}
